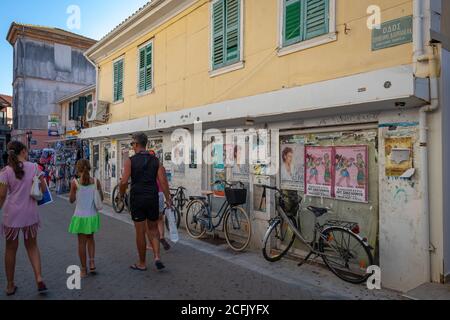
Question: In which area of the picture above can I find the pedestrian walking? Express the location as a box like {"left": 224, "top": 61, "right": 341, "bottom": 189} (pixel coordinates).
{"left": 69, "top": 159, "right": 103, "bottom": 278}
{"left": 0, "top": 141, "right": 48, "bottom": 296}
{"left": 2, "top": 150, "right": 8, "bottom": 168}
{"left": 119, "top": 132, "right": 171, "bottom": 271}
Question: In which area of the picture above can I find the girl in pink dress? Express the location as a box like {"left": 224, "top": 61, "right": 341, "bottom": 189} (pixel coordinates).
{"left": 0, "top": 141, "right": 48, "bottom": 296}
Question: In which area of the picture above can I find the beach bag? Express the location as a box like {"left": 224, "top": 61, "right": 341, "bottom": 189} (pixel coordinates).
{"left": 30, "top": 164, "right": 43, "bottom": 201}
{"left": 93, "top": 178, "right": 103, "bottom": 211}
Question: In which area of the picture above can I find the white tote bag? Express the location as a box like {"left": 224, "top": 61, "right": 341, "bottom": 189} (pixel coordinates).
{"left": 30, "top": 164, "right": 43, "bottom": 201}
{"left": 93, "top": 178, "right": 103, "bottom": 211}
{"left": 165, "top": 207, "right": 179, "bottom": 243}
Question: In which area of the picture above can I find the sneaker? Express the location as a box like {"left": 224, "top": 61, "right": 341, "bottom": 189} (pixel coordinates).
{"left": 160, "top": 238, "right": 171, "bottom": 251}
{"left": 37, "top": 282, "right": 48, "bottom": 293}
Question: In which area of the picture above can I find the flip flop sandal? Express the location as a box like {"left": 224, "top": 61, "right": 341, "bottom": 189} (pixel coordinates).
{"left": 130, "top": 264, "right": 147, "bottom": 271}
{"left": 6, "top": 286, "right": 17, "bottom": 296}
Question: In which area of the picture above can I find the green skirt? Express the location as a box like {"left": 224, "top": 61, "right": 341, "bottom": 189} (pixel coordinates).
{"left": 69, "top": 214, "right": 100, "bottom": 235}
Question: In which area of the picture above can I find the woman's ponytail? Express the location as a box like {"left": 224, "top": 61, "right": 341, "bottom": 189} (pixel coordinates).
{"left": 7, "top": 141, "right": 26, "bottom": 180}
{"left": 76, "top": 159, "right": 91, "bottom": 186}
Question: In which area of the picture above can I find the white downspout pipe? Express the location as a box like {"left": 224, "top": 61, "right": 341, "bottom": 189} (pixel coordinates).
{"left": 414, "top": 0, "right": 439, "bottom": 283}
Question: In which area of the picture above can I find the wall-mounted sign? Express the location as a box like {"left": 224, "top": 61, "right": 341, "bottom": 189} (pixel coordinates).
{"left": 385, "top": 137, "right": 413, "bottom": 177}
{"left": 372, "top": 16, "right": 413, "bottom": 51}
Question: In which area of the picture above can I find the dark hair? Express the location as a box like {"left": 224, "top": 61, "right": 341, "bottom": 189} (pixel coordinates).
{"left": 282, "top": 147, "right": 294, "bottom": 162}
{"left": 76, "top": 159, "right": 91, "bottom": 186}
{"left": 132, "top": 132, "right": 148, "bottom": 148}
{"left": 7, "top": 141, "right": 27, "bottom": 180}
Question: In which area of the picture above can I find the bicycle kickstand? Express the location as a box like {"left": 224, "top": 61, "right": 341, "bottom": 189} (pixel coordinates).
{"left": 298, "top": 251, "right": 315, "bottom": 267}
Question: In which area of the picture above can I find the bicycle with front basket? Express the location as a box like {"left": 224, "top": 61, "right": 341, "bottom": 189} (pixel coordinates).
{"left": 185, "top": 180, "right": 251, "bottom": 252}
{"left": 262, "top": 185, "right": 374, "bottom": 284}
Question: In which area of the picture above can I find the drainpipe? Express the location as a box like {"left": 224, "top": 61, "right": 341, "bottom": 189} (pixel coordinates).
{"left": 415, "top": 0, "right": 439, "bottom": 283}
{"left": 84, "top": 52, "right": 99, "bottom": 108}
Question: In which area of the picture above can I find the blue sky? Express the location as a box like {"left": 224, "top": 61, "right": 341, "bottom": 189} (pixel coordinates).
{"left": 0, "top": 0, "right": 150, "bottom": 96}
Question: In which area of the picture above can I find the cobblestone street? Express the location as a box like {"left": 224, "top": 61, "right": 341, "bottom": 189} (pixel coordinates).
{"left": 0, "top": 197, "right": 404, "bottom": 300}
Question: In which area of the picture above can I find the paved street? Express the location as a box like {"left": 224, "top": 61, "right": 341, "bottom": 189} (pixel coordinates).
{"left": 0, "top": 197, "right": 404, "bottom": 300}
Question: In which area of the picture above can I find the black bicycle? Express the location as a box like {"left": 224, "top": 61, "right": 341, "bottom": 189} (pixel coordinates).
{"left": 185, "top": 180, "right": 251, "bottom": 252}
{"left": 164, "top": 186, "right": 188, "bottom": 230}
{"left": 112, "top": 182, "right": 130, "bottom": 213}
{"left": 262, "top": 185, "right": 374, "bottom": 284}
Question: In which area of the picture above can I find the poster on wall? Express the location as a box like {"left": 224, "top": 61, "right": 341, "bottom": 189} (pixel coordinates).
{"left": 385, "top": 137, "right": 413, "bottom": 177}
{"left": 280, "top": 135, "right": 305, "bottom": 191}
{"left": 334, "top": 145, "right": 369, "bottom": 203}
{"left": 304, "top": 146, "right": 333, "bottom": 198}
{"left": 148, "top": 139, "right": 163, "bottom": 164}
{"left": 212, "top": 144, "right": 225, "bottom": 197}
{"left": 250, "top": 130, "right": 269, "bottom": 164}
{"left": 172, "top": 144, "right": 185, "bottom": 176}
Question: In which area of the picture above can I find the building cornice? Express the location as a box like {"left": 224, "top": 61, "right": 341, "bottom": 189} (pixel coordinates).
{"left": 6, "top": 23, "right": 97, "bottom": 50}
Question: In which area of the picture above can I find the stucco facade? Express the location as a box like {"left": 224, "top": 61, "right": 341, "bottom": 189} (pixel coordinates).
{"left": 81, "top": 0, "right": 450, "bottom": 292}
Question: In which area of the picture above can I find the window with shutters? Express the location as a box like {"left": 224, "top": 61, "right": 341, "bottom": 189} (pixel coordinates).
{"left": 113, "top": 58, "right": 124, "bottom": 102}
{"left": 211, "top": 0, "right": 242, "bottom": 71}
{"left": 138, "top": 41, "right": 153, "bottom": 94}
{"left": 281, "top": 0, "right": 335, "bottom": 51}
{"left": 69, "top": 102, "right": 74, "bottom": 121}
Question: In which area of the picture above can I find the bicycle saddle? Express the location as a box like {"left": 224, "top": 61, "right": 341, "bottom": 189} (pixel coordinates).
{"left": 307, "top": 206, "right": 328, "bottom": 217}
{"left": 190, "top": 196, "right": 207, "bottom": 201}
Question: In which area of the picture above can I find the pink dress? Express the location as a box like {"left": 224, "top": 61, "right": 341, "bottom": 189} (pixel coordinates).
{"left": 0, "top": 162, "right": 42, "bottom": 240}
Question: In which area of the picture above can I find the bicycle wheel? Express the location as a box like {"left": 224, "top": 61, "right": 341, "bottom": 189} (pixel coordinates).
{"left": 185, "top": 200, "right": 207, "bottom": 239}
{"left": 224, "top": 206, "right": 251, "bottom": 252}
{"left": 112, "top": 185, "right": 125, "bottom": 213}
{"left": 262, "top": 216, "right": 297, "bottom": 262}
{"left": 164, "top": 206, "right": 181, "bottom": 231}
{"left": 319, "top": 226, "right": 374, "bottom": 284}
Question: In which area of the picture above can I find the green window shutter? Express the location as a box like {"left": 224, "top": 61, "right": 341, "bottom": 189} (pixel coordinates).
{"left": 79, "top": 96, "right": 87, "bottom": 118}
{"left": 114, "top": 60, "right": 124, "bottom": 101}
{"left": 118, "top": 60, "right": 124, "bottom": 101}
{"left": 225, "top": 0, "right": 240, "bottom": 63}
{"left": 283, "top": 0, "right": 303, "bottom": 46}
{"left": 69, "top": 102, "right": 73, "bottom": 120}
{"left": 73, "top": 100, "right": 80, "bottom": 119}
{"left": 304, "top": 0, "right": 329, "bottom": 40}
{"left": 87, "top": 95, "right": 92, "bottom": 103}
{"left": 212, "top": 0, "right": 225, "bottom": 68}
{"left": 145, "top": 44, "right": 152, "bottom": 91}
{"left": 138, "top": 48, "right": 146, "bottom": 93}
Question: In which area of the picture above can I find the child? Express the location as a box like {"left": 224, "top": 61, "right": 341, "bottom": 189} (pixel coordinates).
{"left": 69, "top": 159, "right": 103, "bottom": 277}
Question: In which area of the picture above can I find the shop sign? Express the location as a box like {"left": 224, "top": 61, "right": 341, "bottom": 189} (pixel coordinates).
{"left": 372, "top": 16, "right": 413, "bottom": 51}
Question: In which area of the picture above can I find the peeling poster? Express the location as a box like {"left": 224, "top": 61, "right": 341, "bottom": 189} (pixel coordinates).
{"left": 385, "top": 137, "right": 413, "bottom": 177}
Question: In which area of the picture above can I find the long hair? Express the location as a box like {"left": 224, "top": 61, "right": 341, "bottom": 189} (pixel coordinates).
{"left": 76, "top": 159, "right": 91, "bottom": 186}
{"left": 7, "top": 141, "right": 27, "bottom": 180}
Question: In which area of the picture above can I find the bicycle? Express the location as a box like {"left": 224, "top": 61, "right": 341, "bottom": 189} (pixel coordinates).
{"left": 261, "top": 185, "right": 374, "bottom": 284}
{"left": 185, "top": 180, "right": 251, "bottom": 252}
{"left": 112, "top": 182, "right": 130, "bottom": 213}
{"left": 165, "top": 186, "right": 188, "bottom": 230}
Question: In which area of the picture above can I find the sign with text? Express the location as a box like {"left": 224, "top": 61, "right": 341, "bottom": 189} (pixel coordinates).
{"left": 372, "top": 16, "right": 413, "bottom": 51}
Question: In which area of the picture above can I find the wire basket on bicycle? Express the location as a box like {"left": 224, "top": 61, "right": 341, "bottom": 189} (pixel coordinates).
{"left": 225, "top": 187, "right": 247, "bottom": 206}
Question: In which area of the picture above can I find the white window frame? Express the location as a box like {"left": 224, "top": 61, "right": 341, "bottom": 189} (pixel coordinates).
{"left": 112, "top": 55, "right": 125, "bottom": 104}
{"left": 209, "top": 0, "right": 245, "bottom": 78}
{"left": 136, "top": 39, "right": 155, "bottom": 97}
{"left": 277, "top": 0, "right": 337, "bottom": 57}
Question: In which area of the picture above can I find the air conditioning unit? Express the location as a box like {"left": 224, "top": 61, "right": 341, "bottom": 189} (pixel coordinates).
{"left": 86, "top": 101, "right": 109, "bottom": 123}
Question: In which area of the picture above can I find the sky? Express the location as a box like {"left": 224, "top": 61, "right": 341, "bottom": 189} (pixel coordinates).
{"left": 0, "top": 0, "right": 150, "bottom": 96}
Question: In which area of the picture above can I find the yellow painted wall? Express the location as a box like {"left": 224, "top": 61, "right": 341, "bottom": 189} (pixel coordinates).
{"left": 97, "top": 0, "right": 414, "bottom": 123}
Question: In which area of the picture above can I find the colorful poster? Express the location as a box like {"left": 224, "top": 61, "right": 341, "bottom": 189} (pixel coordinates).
{"left": 280, "top": 135, "right": 305, "bottom": 191}
{"left": 304, "top": 146, "right": 333, "bottom": 198}
{"left": 334, "top": 146, "right": 369, "bottom": 203}
{"left": 385, "top": 137, "right": 413, "bottom": 177}
{"left": 212, "top": 144, "right": 225, "bottom": 197}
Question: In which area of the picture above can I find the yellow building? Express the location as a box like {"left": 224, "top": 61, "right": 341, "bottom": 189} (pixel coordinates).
{"left": 81, "top": 0, "right": 450, "bottom": 293}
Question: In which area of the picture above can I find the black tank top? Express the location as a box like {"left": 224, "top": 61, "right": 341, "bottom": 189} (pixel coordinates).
{"left": 130, "top": 151, "right": 159, "bottom": 197}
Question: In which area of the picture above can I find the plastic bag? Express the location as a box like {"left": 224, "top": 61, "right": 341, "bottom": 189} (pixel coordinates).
{"left": 165, "top": 207, "right": 179, "bottom": 243}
